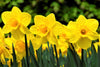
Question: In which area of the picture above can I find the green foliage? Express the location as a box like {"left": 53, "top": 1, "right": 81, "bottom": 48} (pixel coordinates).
{"left": 12, "top": 44, "right": 18, "bottom": 67}
{"left": 0, "top": 0, "right": 100, "bottom": 26}
{"left": 1, "top": 35, "right": 100, "bottom": 67}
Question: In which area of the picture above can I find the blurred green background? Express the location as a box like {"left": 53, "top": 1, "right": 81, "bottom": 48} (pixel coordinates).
{"left": 0, "top": 0, "right": 100, "bottom": 27}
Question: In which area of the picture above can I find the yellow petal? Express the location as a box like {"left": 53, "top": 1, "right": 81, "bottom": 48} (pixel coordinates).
{"left": 30, "top": 25, "right": 48, "bottom": 37}
{"left": 87, "top": 31, "right": 99, "bottom": 40}
{"left": 67, "top": 21, "right": 77, "bottom": 29}
{"left": 76, "top": 15, "right": 87, "bottom": 24}
{"left": 77, "top": 37, "right": 92, "bottom": 49}
{"left": 2, "top": 25, "right": 12, "bottom": 33}
{"left": 86, "top": 19, "right": 99, "bottom": 31}
{"left": 15, "top": 40, "right": 25, "bottom": 53}
{"left": 53, "top": 22, "right": 65, "bottom": 36}
{"left": 53, "top": 22, "right": 70, "bottom": 37}
{"left": 11, "top": 29, "right": 24, "bottom": 40}
{"left": 47, "top": 31, "right": 57, "bottom": 45}
{"left": 69, "top": 33, "right": 80, "bottom": 43}
{"left": 30, "top": 25, "right": 38, "bottom": 35}
{"left": 16, "top": 51, "right": 26, "bottom": 61}
{"left": 11, "top": 7, "right": 22, "bottom": 21}
{"left": 31, "top": 37, "right": 44, "bottom": 51}
{"left": 20, "top": 25, "right": 30, "bottom": 34}
{"left": 93, "top": 42, "right": 99, "bottom": 52}
{"left": 67, "top": 21, "right": 80, "bottom": 43}
{"left": 34, "top": 15, "right": 46, "bottom": 26}
{"left": 11, "top": 6, "right": 21, "bottom": 16}
{"left": 42, "top": 43, "right": 48, "bottom": 50}
{"left": 46, "top": 13, "right": 56, "bottom": 28}
{"left": 99, "top": 35, "right": 100, "bottom": 42}
{"left": 1, "top": 54, "right": 5, "bottom": 64}
{"left": 57, "top": 41, "right": 69, "bottom": 56}
{"left": 3, "top": 47, "right": 12, "bottom": 59}
{"left": 4, "top": 38, "right": 13, "bottom": 48}
{"left": 47, "top": 13, "right": 56, "bottom": 21}
{"left": 20, "top": 12, "right": 31, "bottom": 27}
{"left": 1, "top": 11, "right": 12, "bottom": 24}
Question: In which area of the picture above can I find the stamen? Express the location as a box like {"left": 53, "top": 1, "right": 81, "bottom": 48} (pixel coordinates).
{"left": 81, "top": 29, "right": 86, "bottom": 35}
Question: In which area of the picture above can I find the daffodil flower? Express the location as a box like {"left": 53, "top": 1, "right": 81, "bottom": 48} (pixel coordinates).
{"left": 1, "top": 6, "right": 31, "bottom": 40}
{"left": 53, "top": 22, "right": 71, "bottom": 42}
{"left": 30, "top": 13, "right": 59, "bottom": 45}
{"left": 30, "top": 13, "right": 57, "bottom": 36}
{"left": 4, "top": 37, "right": 26, "bottom": 62}
{"left": 67, "top": 15, "right": 99, "bottom": 49}
{"left": 53, "top": 23, "right": 70, "bottom": 55}
{"left": 0, "top": 44, "right": 12, "bottom": 65}
{"left": 14, "top": 40, "right": 26, "bottom": 62}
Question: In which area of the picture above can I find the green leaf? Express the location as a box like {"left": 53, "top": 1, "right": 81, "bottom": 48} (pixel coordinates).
{"left": 17, "top": 0, "right": 24, "bottom": 3}
{"left": 66, "top": 48, "right": 77, "bottom": 67}
{"left": 97, "top": 46, "right": 100, "bottom": 67}
{"left": 29, "top": 40, "right": 39, "bottom": 67}
{"left": 36, "top": 46, "right": 43, "bottom": 67}
{"left": 90, "top": 44, "right": 97, "bottom": 67}
{"left": 58, "top": 49, "right": 65, "bottom": 66}
{"left": 12, "top": 44, "right": 18, "bottom": 67}
{"left": 54, "top": 45, "right": 59, "bottom": 67}
{"left": 11, "top": 1, "right": 18, "bottom": 6}
{"left": 75, "top": 0, "right": 81, "bottom": 4}
{"left": 25, "top": 35, "right": 29, "bottom": 67}
{"left": 50, "top": 2, "right": 60, "bottom": 13}
{"left": 21, "top": 58, "right": 26, "bottom": 67}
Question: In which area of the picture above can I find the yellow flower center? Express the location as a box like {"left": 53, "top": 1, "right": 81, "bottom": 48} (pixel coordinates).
{"left": 8, "top": 18, "right": 18, "bottom": 27}
{"left": 15, "top": 40, "right": 25, "bottom": 53}
{"left": 81, "top": 29, "right": 86, "bottom": 35}
{"left": 38, "top": 25, "right": 47, "bottom": 34}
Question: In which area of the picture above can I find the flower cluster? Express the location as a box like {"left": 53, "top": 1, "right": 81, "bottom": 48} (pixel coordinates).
{"left": 0, "top": 6, "right": 99, "bottom": 66}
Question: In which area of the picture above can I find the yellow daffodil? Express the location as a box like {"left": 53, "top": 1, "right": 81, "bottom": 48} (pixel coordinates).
{"left": 53, "top": 23, "right": 71, "bottom": 56}
{"left": 0, "top": 28, "right": 12, "bottom": 65}
{"left": 67, "top": 15, "right": 99, "bottom": 49}
{"left": 30, "top": 13, "right": 57, "bottom": 36}
{"left": 14, "top": 40, "right": 26, "bottom": 62}
{"left": 1, "top": 6, "right": 31, "bottom": 40}
{"left": 30, "top": 13, "right": 59, "bottom": 52}
{"left": 0, "top": 44, "right": 12, "bottom": 65}
{"left": 4, "top": 37, "right": 26, "bottom": 62}
{"left": 53, "top": 22, "right": 71, "bottom": 42}
{"left": 30, "top": 13, "right": 59, "bottom": 45}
